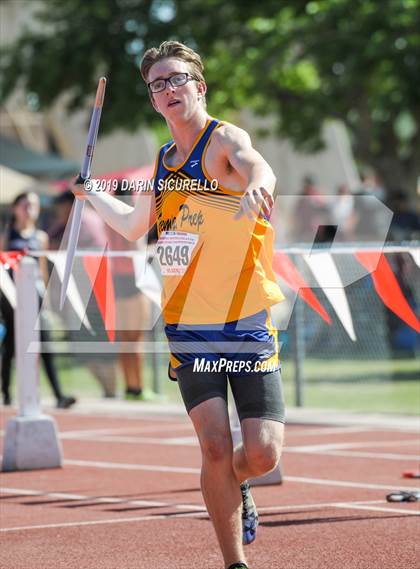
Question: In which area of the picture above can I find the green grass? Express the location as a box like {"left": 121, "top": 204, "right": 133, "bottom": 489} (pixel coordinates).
{"left": 281, "top": 358, "right": 419, "bottom": 414}
{"left": 11, "top": 355, "right": 418, "bottom": 415}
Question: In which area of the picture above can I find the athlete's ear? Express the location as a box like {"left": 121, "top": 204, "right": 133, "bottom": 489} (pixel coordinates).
{"left": 197, "top": 80, "right": 207, "bottom": 100}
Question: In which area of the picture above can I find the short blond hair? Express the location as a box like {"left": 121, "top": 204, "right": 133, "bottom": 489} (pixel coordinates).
{"left": 140, "top": 41, "right": 205, "bottom": 84}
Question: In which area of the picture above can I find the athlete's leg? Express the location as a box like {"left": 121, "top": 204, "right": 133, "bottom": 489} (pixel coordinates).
{"left": 190, "top": 398, "right": 246, "bottom": 568}
{"left": 176, "top": 364, "right": 247, "bottom": 568}
{"left": 229, "top": 370, "right": 285, "bottom": 482}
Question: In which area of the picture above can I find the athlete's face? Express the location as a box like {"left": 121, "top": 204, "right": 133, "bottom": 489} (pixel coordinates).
{"left": 147, "top": 57, "right": 206, "bottom": 121}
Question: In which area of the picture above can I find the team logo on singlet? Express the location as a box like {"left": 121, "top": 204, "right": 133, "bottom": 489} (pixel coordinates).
{"left": 189, "top": 159, "right": 200, "bottom": 168}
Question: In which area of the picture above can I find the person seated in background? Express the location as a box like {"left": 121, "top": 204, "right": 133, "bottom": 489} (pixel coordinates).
{"left": 0, "top": 191, "right": 76, "bottom": 408}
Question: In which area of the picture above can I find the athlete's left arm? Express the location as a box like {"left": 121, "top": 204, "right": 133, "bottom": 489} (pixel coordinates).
{"left": 215, "top": 123, "right": 276, "bottom": 220}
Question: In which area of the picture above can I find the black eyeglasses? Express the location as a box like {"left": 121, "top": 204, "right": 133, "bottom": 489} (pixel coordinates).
{"left": 147, "top": 72, "right": 197, "bottom": 93}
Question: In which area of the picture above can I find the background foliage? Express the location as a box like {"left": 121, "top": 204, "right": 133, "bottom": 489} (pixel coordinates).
{"left": 1, "top": 0, "right": 419, "bottom": 193}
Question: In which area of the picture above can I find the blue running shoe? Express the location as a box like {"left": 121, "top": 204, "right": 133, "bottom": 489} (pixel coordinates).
{"left": 240, "top": 481, "right": 258, "bottom": 545}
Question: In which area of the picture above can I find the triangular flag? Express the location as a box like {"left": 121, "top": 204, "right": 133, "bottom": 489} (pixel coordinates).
{"left": 83, "top": 253, "right": 115, "bottom": 342}
{"left": 273, "top": 251, "right": 331, "bottom": 324}
{"left": 355, "top": 251, "right": 420, "bottom": 333}
{"left": 303, "top": 252, "right": 357, "bottom": 341}
{"left": 134, "top": 253, "right": 162, "bottom": 308}
{"left": 409, "top": 249, "right": 420, "bottom": 269}
{"left": 46, "top": 253, "right": 92, "bottom": 331}
{"left": 0, "top": 264, "right": 16, "bottom": 308}
{"left": 0, "top": 250, "right": 26, "bottom": 270}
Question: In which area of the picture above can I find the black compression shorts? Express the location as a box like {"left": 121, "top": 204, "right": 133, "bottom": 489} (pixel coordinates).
{"left": 175, "top": 364, "right": 286, "bottom": 423}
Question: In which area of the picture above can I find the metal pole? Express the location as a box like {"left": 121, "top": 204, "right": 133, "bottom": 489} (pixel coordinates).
{"left": 15, "top": 257, "right": 41, "bottom": 417}
{"left": 150, "top": 305, "right": 161, "bottom": 395}
{"left": 292, "top": 255, "right": 306, "bottom": 407}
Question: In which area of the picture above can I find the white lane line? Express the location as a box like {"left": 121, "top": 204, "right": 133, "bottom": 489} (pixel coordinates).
{"left": 0, "top": 487, "right": 205, "bottom": 511}
{"left": 64, "top": 459, "right": 200, "bottom": 474}
{"left": 64, "top": 441, "right": 420, "bottom": 460}
{"left": 286, "top": 426, "right": 373, "bottom": 436}
{"left": 285, "top": 439, "right": 419, "bottom": 452}
{"left": 61, "top": 435, "right": 199, "bottom": 445}
{"left": 259, "top": 500, "right": 386, "bottom": 512}
{"left": 0, "top": 511, "right": 208, "bottom": 533}
{"left": 1, "top": 498, "right": 418, "bottom": 533}
{"left": 62, "top": 459, "right": 420, "bottom": 492}
{"left": 59, "top": 424, "right": 193, "bottom": 439}
{"left": 283, "top": 475, "right": 420, "bottom": 492}
{"left": 305, "top": 450, "right": 419, "bottom": 461}
{"left": 332, "top": 503, "right": 420, "bottom": 516}
{"left": 58, "top": 436, "right": 419, "bottom": 457}
{"left": 260, "top": 500, "right": 420, "bottom": 516}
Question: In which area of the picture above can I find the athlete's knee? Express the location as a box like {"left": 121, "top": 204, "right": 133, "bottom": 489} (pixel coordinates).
{"left": 243, "top": 425, "right": 284, "bottom": 476}
{"left": 200, "top": 431, "right": 233, "bottom": 463}
{"left": 246, "top": 442, "right": 280, "bottom": 475}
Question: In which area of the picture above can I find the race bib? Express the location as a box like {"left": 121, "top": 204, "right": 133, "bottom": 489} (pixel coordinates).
{"left": 156, "top": 231, "right": 199, "bottom": 276}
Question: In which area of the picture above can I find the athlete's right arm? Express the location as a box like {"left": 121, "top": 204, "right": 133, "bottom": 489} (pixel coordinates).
{"left": 70, "top": 182, "right": 156, "bottom": 241}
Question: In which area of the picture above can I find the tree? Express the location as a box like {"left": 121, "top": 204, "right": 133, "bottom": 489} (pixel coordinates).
{"left": 1, "top": 0, "right": 419, "bottom": 195}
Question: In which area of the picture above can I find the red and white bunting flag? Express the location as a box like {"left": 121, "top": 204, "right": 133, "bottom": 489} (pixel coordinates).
{"left": 0, "top": 264, "right": 16, "bottom": 308}
{"left": 409, "top": 249, "right": 420, "bottom": 269}
{"left": 303, "top": 252, "right": 356, "bottom": 341}
{"left": 46, "top": 252, "right": 92, "bottom": 331}
{"left": 0, "top": 250, "right": 26, "bottom": 270}
{"left": 355, "top": 251, "right": 420, "bottom": 333}
{"left": 273, "top": 251, "right": 331, "bottom": 324}
{"left": 83, "top": 253, "right": 116, "bottom": 342}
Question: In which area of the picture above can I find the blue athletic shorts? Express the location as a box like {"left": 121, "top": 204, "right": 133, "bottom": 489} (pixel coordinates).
{"left": 165, "top": 309, "right": 280, "bottom": 377}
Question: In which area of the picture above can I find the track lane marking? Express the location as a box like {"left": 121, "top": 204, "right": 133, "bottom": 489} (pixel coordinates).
{"left": 60, "top": 459, "right": 420, "bottom": 492}
{"left": 303, "top": 450, "right": 419, "bottom": 460}
{"left": 285, "top": 439, "right": 419, "bottom": 452}
{"left": 1, "top": 498, "right": 418, "bottom": 533}
{"left": 59, "top": 424, "right": 193, "bottom": 438}
{"left": 64, "top": 459, "right": 201, "bottom": 474}
{"left": 0, "top": 487, "right": 205, "bottom": 511}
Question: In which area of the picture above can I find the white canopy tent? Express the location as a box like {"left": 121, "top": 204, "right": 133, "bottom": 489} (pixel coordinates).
{"left": 0, "top": 165, "right": 42, "bottom": 204}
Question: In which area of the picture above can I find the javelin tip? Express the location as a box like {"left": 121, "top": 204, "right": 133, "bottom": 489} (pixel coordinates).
{"left": 95, "top": 77, "right": 107, "bottom": 107}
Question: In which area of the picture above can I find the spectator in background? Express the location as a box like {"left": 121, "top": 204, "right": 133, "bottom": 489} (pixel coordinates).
{"left": 106, "top": 182, "right": 153, "bottom": 400}
{"left": 331, "top": 184, "right": 357, "bottom": 241}
{"left": 0, "top": 191, "right": 76, "bottom": 408}
{"left": 49, "top": 190, "right": 108, "bottom": 250}
{"left": 353, "top": 170, "right": 389, "bottom": 240}
{"left": 48, "top": 190, "right": 118, "bottom": 398}
{"left": 388, "top": 190, "right": 420, "bottom": 241}
{"left": 358, "top": 171, "right": 386, "bottom": 202}
{"left": 292, "top": 175, "right": 331, "bottom": 243}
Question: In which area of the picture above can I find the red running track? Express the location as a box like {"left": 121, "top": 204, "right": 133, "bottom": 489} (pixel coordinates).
{"left": 0, "top": 407, "right": 419, "bottom": 569}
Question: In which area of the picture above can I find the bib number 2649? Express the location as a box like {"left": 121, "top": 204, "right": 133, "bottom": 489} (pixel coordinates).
{"left": 156, "top": 231, "right": 199, "bottom": 276}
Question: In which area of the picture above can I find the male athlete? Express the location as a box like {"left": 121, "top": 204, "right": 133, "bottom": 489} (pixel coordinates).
{"left": 72, "top": 41, "right": 285, "bottom": 569}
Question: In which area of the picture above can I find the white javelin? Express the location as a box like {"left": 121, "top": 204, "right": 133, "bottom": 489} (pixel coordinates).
{"left": 59, "top": 77, "right": 107, "bottom": 309}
